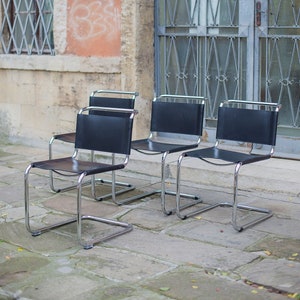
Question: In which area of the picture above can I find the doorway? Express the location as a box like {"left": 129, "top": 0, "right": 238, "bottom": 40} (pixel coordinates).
{"left": 155, "top": 0, "right": 300, "bottom": 156}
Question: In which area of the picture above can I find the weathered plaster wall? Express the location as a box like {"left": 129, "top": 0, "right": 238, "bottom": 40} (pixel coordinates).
{"left": 121, "top": 0, "right": 154, "bottom": 138}
{"left": 0, "top": 0, "right": 154, "bottom": 145}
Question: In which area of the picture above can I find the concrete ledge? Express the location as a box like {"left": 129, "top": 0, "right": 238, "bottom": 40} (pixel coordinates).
{"left": 0, "top": 54, "right": 121, "bottom": 73}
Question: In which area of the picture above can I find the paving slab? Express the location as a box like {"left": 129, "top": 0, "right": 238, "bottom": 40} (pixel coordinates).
{"left": 246, "top": 236, "right": 300, "bottom": 262}
{"left": 240, "top": 259, "right": 300, "bottom": 294}
{"left": 0, "top": 256, "right": 50, "bottom": 287}
{"left": 0, "top": 143, "right": 300, "bottom": 299}
{"left": 107, "top": 227, "right": 260, "bottom": 271}
{"left": 143, "top": 266, "right": 288, "bottom": 300}
{"left": 166, "top": 218, "right": 268, "bottom": 250}
{"left": 0, "top": 222, "right": 77, "bottom": 254}
{"left": 17, "top": 275, "right": 101, "bottom": 300}
{"left": 73, "top": 246, "right": 176, "bottom": 283}
{"left": 0, "top": 183, "right": 24, "bottom": 206}
{"left": 121, "top": 206, "right": 181, "bottom": 231}
{"left": 254, "top": 216, "right": 300, "bottom": 239}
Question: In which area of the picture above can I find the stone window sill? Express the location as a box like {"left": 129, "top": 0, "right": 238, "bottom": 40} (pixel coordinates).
{"left": 0, "top": 55, "right": 120, "bottom": 73}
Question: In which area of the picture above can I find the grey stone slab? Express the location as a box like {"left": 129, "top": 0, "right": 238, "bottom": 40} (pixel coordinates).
{"left": 0, "top": 243, "right": 16, "bottom": 264}
{"left": 43, "top": 193, "right": 129, "bottom": 217}
{"left": 189, "top": 205, "right": 233, "bottom": 224}
{"left": 74, "top": 246, "right": 176, "bottom": 283}
{"left": 0, "top": 251, "right": 108, "bottom": 299}
{"left": 20, "top": 275, "right": 100, "bottom": 300}
{"left": 240, "top": 258, "right": 300, "bottom": 294}
{"left": 0, "top": 288, "right": 33, "bottom": 300}
{"left": 246, "top": 236, "right": 300, "bottom": 262}
{"left": 104, "top": 288, "right": 171, "bottom": 300}
{"left": 166, "top": 219, "right": 267, "bottom": 250}
{"left": 143, "top": 266, "right": 287, "bottom": 300}
{"left": 254, "top": 216, "right": 300, "bottom": 239}
{"left": 0, "top": 222, "right": 77, "bottom": 254}
{"left": 0, "top": 256, "right": 50, "bottom": 286}
{"left": 0, "top": 165, "right": 20, "bottom": 178}
{"left": 0, "top": 149, "right": 15, "bottom": 158}
{"left": 0, "top": 206, "right": 31, "bottom": 222}
{"left": 73, "top": 284, "right": 172, "bottom": 300}
{"left": 108, "top": 228, "right": 259, "bottom": 271}
{"left": 0, "top": 184, "right": 24, "bottom": 205}
{"left": 0, "top": 241, "right": 43, "bottom": 265}
{"left": 1, "top": 204, "right": 48, "bottom": 228}
{"left": 0, "top": 143, "right": 299, "bottom": 299}
{"left": 0, "top": 200, "right": 8, "bottom": 210}
{"left": 262, "top": 199, "right": 300, "bottom": 220}
{"left": 121, "top": 206, "right": 181, "bottom": 231}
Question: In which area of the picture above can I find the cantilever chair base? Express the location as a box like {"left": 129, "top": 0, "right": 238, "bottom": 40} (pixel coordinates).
{"left": 25, "top": 107, "right": 136, "bottom": 249}
{"left": 93, "top": 178, "right": 135, "bottom": 202}
{"left": 26, "top": 215, "right": 132, "bottom": 250}
{"left": 177, "top": 200, "right": 273, "bottom": 232}
{"left": 117, "top": 143, "right": 202, "bottom": 214}
{"left": 176, "top": 150, "right": 276, "bottom": 231}
{"left": 176, "top": 150, "right": 275, "bottom": 231}
{"left": 118, "top": 95, "right": 206, "bottom": 214}
{"left": 122, "top": 187, "right": 202, "bottom": 215}
{"left": 91, "top": 151, "right": 135, "bottom": 203}
{"left": 25, "top": 162, "right": 133, "bottom": 249}
{"left": 176, "top": 100, "right": 280, "bottom": 231}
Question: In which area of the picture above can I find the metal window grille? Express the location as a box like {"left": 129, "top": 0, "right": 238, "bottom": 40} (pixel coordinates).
{"left": 155, "top": 0, "right": 300, "bottom": 129}
{"left": 155, "top": 0, "right": 244, "bottom": 120}
{"left": 0, "top": 0, "right": 54, "bottom": 55}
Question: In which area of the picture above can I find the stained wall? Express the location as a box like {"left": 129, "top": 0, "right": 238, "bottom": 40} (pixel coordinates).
{"left": 0, "top": 0, "right": 154, "bottom": 145}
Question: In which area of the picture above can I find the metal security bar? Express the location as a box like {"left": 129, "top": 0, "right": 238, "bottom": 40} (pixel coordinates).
{"left": 259, "top": 0, "right": 300, "bottom": 128}
{"left": 0, "top": 0, "right": 54, "bottom": 55}
{"left": 155, "top": 0, "right": 300, "bottom": 131}
{"left": 155, "top": 0, "right": 246, "bottom": 120}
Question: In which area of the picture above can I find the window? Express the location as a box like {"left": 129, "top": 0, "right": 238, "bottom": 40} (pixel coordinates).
{"left": 0, "top": 0, "right": 54, "bottom": 55}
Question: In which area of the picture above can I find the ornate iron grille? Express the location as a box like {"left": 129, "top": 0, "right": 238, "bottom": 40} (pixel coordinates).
{"left": 155, "top": 0, "right": 300, "bottom": 130}
{"left": 0, "top": 0, "right": 54, "bottom": 55}
{"left": 260, "top": 0, "right": 300, "bottom": 128}
{"left": 155, "top": 0, "right": 246, "bottom": 120}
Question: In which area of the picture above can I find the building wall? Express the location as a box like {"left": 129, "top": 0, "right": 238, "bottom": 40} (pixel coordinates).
{"left": 0, "top": 0, "right": 154, "bottom": 146}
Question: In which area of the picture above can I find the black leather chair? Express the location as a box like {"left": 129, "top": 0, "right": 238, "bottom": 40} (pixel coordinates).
{"left": 25, "top": 106, "right": 137, "bottom": 249}
{"left": 49, "top": 90, "right": 138, "bottom": 203}
{"left": 120, "top": 94, "right": 206, "bottom": 215}
{"left": 176, "top": 100, "right": 281, "bottom": 231}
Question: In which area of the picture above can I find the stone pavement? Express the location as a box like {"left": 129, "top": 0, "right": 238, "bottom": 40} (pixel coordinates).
{"left": 0, "top": 142, "right": 300, "bottom": 300}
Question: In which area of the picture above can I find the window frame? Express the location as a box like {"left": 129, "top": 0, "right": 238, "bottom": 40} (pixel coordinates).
{"left": 0, "top": 0, "right": 54, "bottom": 55}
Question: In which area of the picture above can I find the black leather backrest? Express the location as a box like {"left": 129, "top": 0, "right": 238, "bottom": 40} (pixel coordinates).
{"left": 150, "top": 101, "right": 205, "bottom": 135}
{"left": 89, "top": 96, "right": 135, "bottom": 117}
{"left": 216, "top": 107, "right": 279, "bottom": 145}
{"left": 75, "top": 113, "right": 133, "bottom": 154}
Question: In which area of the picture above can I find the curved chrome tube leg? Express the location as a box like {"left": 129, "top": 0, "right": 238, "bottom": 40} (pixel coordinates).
{"left": 25, "top": 164, "right": 76, "bottom": 236}
{"left": 176, "top": 154, "right": 185, "bottom": 219}
{"left": 161, "top": 152, "right": 173, "bottom": 215}
{"left": 232, "top": 163, "right": 243, "bottom": 232}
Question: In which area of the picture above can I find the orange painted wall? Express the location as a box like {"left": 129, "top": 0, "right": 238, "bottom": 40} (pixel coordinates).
{"left": 66, "top": 0, "right": 121, "bottom": 57}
